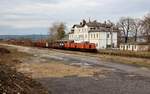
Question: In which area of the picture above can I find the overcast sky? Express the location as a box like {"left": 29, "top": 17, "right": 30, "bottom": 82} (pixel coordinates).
{"left": 0, "top": 0, "right": 149, "bottom": 35}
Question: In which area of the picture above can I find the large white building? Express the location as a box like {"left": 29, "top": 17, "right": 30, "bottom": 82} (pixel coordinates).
{"left": 69, "top": 20, "right": 119, "bottom": 49}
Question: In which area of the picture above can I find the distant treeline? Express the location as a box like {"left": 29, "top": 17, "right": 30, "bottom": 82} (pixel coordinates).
{"left": 0, "top": 35, "right": 48, "bottom": 41}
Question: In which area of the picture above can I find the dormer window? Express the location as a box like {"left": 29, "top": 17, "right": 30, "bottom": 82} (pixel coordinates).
{"left": 90, "top": 27, "right": 96, "bottom": 30}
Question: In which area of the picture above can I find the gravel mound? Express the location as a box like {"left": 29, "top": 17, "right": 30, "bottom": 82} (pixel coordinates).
{"left": 0, "top": 46, "right": 49, "bottom": 94}
{"left": 0, "top": 64, "right": 49, "bottom": 94}
{"left": 0, "top": 48, "right": 10, "bottom": 54}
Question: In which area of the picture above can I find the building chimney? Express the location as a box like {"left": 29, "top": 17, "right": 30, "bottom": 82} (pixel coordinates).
{"left": 82, "top": 19, "right": 86, "bottom": 25}
{"left": 93, "top": 20, "right": 97, "bottom": 23}
{"left": 80, "top": 22, "right": 82, "bottom": 25}
{"left": 89, "top": 17, "right": 91, "bottom": 23}
{"left": 104, "top": 21, "right": 107, "bottom": 24}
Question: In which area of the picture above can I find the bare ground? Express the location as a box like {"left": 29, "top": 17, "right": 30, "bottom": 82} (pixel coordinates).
{"left": 0, "top": 46, "right": 49, "bottom": 94}
{"left": 1, "top": 43, "right": 150, "bottom": 94}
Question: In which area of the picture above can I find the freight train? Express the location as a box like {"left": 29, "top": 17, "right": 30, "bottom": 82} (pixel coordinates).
{"left": 4, "top": 40, "right": 97, "bottom": 52}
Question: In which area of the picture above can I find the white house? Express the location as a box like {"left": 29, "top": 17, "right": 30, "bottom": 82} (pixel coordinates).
{"left": 69, "top": 20, "right": 119, "bottom": 49}
{"left": 120, "top": 43, "right": 150, "bottom": 51}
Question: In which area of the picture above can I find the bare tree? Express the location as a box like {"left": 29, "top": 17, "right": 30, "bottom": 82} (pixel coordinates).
{"left": 131, "top": 18, "right": 141, "bottom": 42}
{"left": 48, "top": 22, "right": 66, "bottom": 42}
{"left": 140, "top": 13, "right": 150, "bottom": 43}
{"left": 117, "top": 17, "right": 135, "bottom": 43}
{"left": 107, "top": 20, "right": 116, "bottom": 48}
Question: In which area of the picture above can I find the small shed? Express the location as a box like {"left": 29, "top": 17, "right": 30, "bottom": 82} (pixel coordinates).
{"left": 120, "top": 43, "right": 150, "bottom": 51}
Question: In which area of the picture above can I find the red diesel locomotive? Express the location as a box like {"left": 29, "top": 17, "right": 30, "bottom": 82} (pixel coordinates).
{"left": 49, "top": 40, "right": 97, "bottom": 52}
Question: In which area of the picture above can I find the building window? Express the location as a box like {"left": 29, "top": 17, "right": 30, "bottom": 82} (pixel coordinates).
{"left": 107, "top": 34, "right": 109, "bottom": 38}
{"left": 123, "top": 45, "right": 125, "bottom": 50}
{"left": 127, "top": 45, "right": 128, "bottom": 49}
{"left": 106, "top": 45, "right": 111, "bottom": 48}
{"left": 132, "top": 45, "right": 134, "bottom": 51}
{"left": 94, "top": 34, "right": 95, "bottom": 39}
{"left": 90, "top": 27, "right": 95, "bottom": 30}
{"left": 97, "top": 34, "right": 98, "bottom": 38}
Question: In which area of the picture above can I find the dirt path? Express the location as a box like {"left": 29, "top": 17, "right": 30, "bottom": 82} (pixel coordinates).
{"left": 1, "top": 43, "right": 150, "bottom": 94}
{"left": 3, "top": 43, "right": 150, "bottom": 77}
